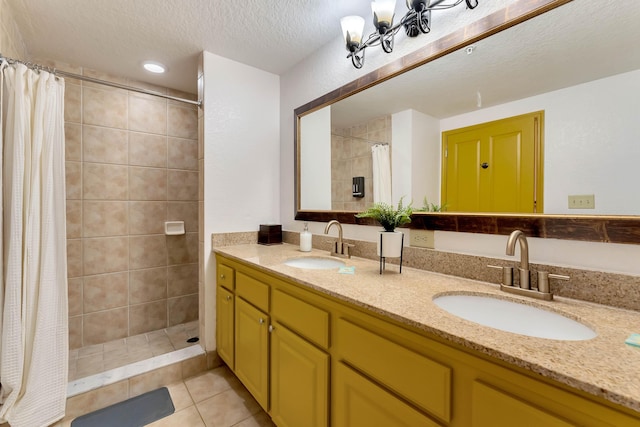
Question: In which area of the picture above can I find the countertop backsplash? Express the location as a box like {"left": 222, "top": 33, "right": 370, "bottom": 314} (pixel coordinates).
{"left": 210, "top": 230, "right": 640, "bottom": 312}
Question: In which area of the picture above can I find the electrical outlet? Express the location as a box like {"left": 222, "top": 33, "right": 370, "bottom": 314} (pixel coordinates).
{"left": 568, "top": 194, "right": 595, "bottom": 209}
{"left": 410, "top": 229, "right": 435, "bottom": 248}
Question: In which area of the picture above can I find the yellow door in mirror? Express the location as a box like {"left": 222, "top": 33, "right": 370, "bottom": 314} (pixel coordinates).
{"left": 442, "top": 111, "right": 543, "bottom": 213}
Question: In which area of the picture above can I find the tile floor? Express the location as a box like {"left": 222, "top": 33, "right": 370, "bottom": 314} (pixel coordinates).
{"left": 69, "top": 321, "right": 200, "bottom": 381}
{"left": 58, "top": 366, "right": 276, "bottom": 427}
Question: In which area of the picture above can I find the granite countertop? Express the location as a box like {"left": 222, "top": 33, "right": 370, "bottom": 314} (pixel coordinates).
{"left": 213, "top": 243, "right": 640, "bottom": 413}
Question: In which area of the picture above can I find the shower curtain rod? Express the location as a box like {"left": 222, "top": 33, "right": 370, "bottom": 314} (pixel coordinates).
{"left": 0, "top": 53, "right": 201, "bottom": 107}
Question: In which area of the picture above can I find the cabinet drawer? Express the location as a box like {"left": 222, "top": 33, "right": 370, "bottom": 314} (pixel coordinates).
{"left": 273, "top": 289, "right": 330, "bottom": 349}
{"left": 472, "top": 381, "right": 574, "bottom": 427}
{"left": 333, "top": 362, "right": 441, "bottom": 427}
{"left": 217, "top": 263, "right": 235, "bottom": 290}
{"left": 336, "top": 318, "right": 451, "bottom": 423}
{"left": 236, "top": 272, "right": 269, "bottom": 312}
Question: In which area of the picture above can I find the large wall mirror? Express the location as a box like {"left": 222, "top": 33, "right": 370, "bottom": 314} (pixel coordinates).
{"left": 295, "top": 0, "right": 640, "bottom": 244}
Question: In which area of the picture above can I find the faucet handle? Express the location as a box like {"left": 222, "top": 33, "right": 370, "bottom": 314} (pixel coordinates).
{"left": 537, "top": 271, "right": 569, "bottom": 293}
{"left": 488, "top": 265, "right": 514, "bottom": 287}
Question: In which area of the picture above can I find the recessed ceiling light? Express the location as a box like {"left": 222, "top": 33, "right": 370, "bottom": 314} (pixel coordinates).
{"left": 143, "top": 61, "right": 166, "bottom": 74}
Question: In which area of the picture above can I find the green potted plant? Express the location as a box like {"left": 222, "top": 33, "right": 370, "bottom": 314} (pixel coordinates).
{"left": 356, "top": 197, "right": 412, "bottom": 258}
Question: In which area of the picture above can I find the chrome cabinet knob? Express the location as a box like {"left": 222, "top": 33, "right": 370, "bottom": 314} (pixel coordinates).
{"left": 259, "top": 318, "right": 265, "bottom": 325}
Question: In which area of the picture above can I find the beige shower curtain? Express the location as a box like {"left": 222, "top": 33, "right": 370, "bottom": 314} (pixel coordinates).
{"left": 0, "top": 61, "right": 68, "bottom": 427}
{"left": 371, "top": 143, "right": 392, "bottom": 204}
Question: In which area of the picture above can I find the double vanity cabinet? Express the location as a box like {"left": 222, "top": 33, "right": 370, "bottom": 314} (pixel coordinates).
{"left": 215, "top": 247, "right": 640, "bottom": 426}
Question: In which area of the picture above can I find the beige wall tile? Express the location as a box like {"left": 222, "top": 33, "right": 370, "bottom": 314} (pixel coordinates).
{"left": 167, "top": 264, "right": 198, "bottom": 298}
{"left": 130, "top": 167, "right": 167, "bottom": 201}
{"left": 129, "top": 95, "right": 167, "bottom": 135}
{"left": 67, "top": 239, "right": 83, "bottom": 278}
{"left": 83, "top": 68, "right": 128, "bottom": 87}
{"left": 69, "top": 315, "right": 83, "bottom": 350}
{"left": 198, "top": 202, "right": 204, "bottom": 240}
{"left": 129, "top": 364, "right": 182, "bottom": 397}
{"left": 130, "top": 235, "right": 167, "bottom": 270}
{"left": 66, "top": 200, "right": 82, "bottom": 239}
{"left": 168, "top": 105, "right": 198, "bottom": 139}
{"left": 68, "top": 277, "right": 83, "bottom": 317}
{"left": 129, "top": 132, "right": 167, "bottom": 167}
{"left": 181, "top": 354, "right": 207, "bottom": 380}
{"left": 83, "top": 237, "right": 129, "bottom": 275}
{"left": 130, "top": 267, "right": 167, "bottom": 304}
{"left": 167, "top": 202, "right": 198, "bottom": 232}
{"left": 168, "top": 294, "right": 198, "bottom": 326}
{"left": 130, "top": 300, "right": 167, "bottom": 335}
{"left": 83, "top": 125, "right": 128, "bottom": 165}
{"left": 83, "top": 163, "right": 128, "bottom": 200}
{"left": 167, "top": 232, "right": 198, "bottom": 265}
{"left": 83, "top": 86, "right": 127, "bottom": 129}
{"left": 62, "top": 63, "right": 199, "bottom": 348}
{"left": 198, "top": 160, "right": 204, "bottom": 201}
{"left": 83, "top": 201, "right": 128, "bottom": 237}
{"left": 83, "top": 272, "right": 129, "bottom": 313}
{"left": 83, "top": 307, "right": 128, "bottom": 346}
{"left": 168, "top": 138, "right": 198, "bottom": 170}
{"left": 66, "top": 161, "right": 82, "bottom": 200}
{"left": 65, "top": 122, "right": 82, "bottom": 161}
{"left": 129, "top": 201, "right": 166, "bottom": 235}
{"left": 167, "top": 170, "right": 198, "bottom": 201}
{"left": 198, "top": 116, "right": 204, "bottom": 160}
{"left": 65, "top": 83, "right": 82, "bottom": 123}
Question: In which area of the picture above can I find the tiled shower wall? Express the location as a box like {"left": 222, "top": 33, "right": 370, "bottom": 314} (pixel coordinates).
{"left": 51, "top": 60, "right": 200, "bottom": 349}
{"left": 331, "top": 115, "right": 391, "bottom": 210}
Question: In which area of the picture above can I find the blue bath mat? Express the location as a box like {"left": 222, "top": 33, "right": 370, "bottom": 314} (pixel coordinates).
{"left": 71, "top": 387, "right": 174, "bottom": 427}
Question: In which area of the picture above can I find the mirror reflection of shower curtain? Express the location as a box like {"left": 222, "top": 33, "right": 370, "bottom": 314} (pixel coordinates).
{"left": 0, "top": 61, "right": 68, "bottom": 427}
{"left": 371, "top": 144, "right": 392, "bottom": 204}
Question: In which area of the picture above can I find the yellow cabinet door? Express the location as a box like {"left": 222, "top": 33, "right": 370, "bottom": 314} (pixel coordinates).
{"left": 442, "top": 111, "right": 543, "bottom": 213}
{"left": 216, "top": 286, "right": 235, "bottom": 369}
{"left": 235, "top": 297, "right": 269, "bottom": 411}
{"left": 270, "top": 322, "right": 329, "bottom": 427}
{"left": 333, "top": 362, "right": 441, "bottom": 427}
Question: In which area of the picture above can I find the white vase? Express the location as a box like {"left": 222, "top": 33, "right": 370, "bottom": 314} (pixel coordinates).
{"left": 377, "top": 231, "right": 404, "bottom": 258}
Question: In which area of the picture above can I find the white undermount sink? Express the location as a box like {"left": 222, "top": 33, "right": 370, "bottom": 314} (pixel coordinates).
{"left": 283, "top": 257, "right": 345, "bottom": 270}
{"left": 433, "top": 294, "right": 597, "bottom": 341}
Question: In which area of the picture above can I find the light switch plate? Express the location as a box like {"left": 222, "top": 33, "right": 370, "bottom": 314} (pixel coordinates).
{"left": 410, "top": 229, "right": 435, "bottom": 248}
{"left": 568, "top": 194, "right": 595, "bottom": 209}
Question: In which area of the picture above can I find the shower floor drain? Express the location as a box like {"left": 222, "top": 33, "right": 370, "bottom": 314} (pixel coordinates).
{"left": 186, "top": 337, "right": 199, "bottom": 343}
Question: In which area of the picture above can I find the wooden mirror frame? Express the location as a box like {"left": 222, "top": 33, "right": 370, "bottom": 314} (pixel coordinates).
{"left": 295, "top": 0, "right": 640, "bottom": 245}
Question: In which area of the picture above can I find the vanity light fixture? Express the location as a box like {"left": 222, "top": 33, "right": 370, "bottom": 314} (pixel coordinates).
{"left": 341, "top": 0, "right": 479, "bottom": 69}
{"left": 143, "top": 61, "right": 166, "bottom": 74}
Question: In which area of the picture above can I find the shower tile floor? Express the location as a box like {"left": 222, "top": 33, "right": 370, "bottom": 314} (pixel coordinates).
{"left": 69, "top": 321, "right": 200, "bottom": 381}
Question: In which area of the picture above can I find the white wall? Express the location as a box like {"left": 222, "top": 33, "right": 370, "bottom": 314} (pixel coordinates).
{"left": 392, "top": 109, "right": 440, "bottom": 208}
{"left": 203, "top": 51, "right": 280, "bottom": 349}
{"left": 300, "top": 106, "right": 332, "bottom": 209}
{"left": 279, "top": 3, "right": 640, "bottom": 276}
{"left": 441, "top": 69, "right": 640, "bottom": 215}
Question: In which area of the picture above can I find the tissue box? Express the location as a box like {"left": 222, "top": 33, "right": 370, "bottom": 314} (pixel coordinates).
{"left": 258, "top": 224, "right": 282, "bottom": 245}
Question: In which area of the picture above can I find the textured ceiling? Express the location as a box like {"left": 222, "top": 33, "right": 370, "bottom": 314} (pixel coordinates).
{"left": 6, "top": 0, "right": 374, "bottom": 93}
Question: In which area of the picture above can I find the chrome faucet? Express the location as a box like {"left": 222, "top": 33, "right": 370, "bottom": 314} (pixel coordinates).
{"left": 488, "top": 229, "right": 570, "bottom": 301}
{"left": 324, "top": 220, "right": 353, "bottom": 258}
{"left": 506, "top": 230, "right": 530, "bottom": 289}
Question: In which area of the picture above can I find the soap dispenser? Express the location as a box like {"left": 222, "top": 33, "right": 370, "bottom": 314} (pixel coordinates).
{"left": 300, "top": 222, "right": 312, "bottom": 252}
